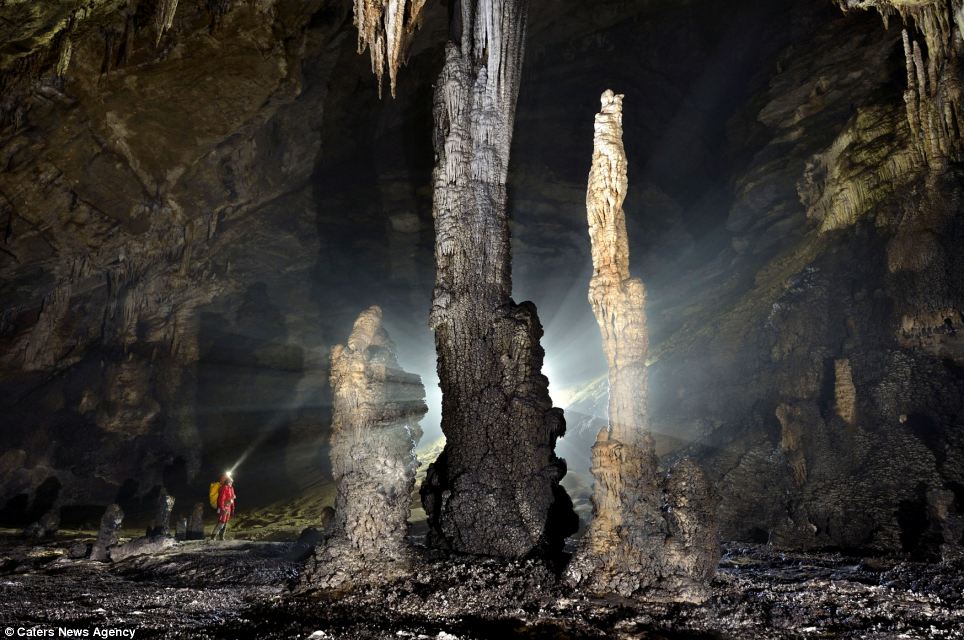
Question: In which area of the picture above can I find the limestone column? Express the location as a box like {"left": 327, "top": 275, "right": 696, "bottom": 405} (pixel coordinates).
{"left": 418, "top": 0, "right": 576, "bottom": 559}
{"left": 348, "top": 0, "right": 576, "bottom": 558}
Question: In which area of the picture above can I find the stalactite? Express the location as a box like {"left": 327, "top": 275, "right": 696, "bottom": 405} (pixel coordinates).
{"left": 837, "top": 0, "right": 964, "bottom": 165}
{"left": 154, "top": 0, "right": 179, "bottom": 46}
{"left": 566, "top": 91, "right": 718, "bottom": 602}
{"left": 55, "top": 37, "right": 72, "bottom": 79}
{"left": 352, "top": 0, "right": 428, "bottom": 98}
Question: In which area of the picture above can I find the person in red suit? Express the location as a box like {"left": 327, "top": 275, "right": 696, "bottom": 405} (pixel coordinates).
{"left": 211, "top": 476, "right": 236, "bottom": 540}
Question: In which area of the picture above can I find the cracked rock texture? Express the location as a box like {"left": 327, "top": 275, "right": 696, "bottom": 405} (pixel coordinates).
{"left": 418, "top": 0, "right": 577, "bottom": 558}
{"left": 301, "top": 306, "right": 426, "bottom": 589}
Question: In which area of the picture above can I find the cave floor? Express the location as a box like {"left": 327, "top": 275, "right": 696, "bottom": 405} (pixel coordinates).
{"left": 1, "top": 536, "right": 962, "bottom": 639}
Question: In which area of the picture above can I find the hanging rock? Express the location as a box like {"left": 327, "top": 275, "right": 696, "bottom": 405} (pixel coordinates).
{"left": 352, "top": 0, "right": 428, "bottom": 97}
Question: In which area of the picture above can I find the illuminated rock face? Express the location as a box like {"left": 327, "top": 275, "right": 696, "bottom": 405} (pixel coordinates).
{"left": 417, "top": 0, "right": 577, "bottom": 558}
{"left": 836, "top": 0, "right": 963, "bottom": 167}
{"left": 302, "top": 306, "right": 426, "bottom": 589}
{"left": 567, "top": 91, "right": 718, "bottom": 601}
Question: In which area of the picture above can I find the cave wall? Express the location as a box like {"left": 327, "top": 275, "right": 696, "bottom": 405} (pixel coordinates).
{"left": 0, "top": 0, "right": 352, "bottom": 522}
{"left": 647, "top": 4, "right": 964, "bottom": 554}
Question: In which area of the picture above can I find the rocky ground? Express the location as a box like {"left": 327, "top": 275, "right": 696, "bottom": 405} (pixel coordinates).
{"left": 1, "top": 534, "right": 962, "bottom": 639}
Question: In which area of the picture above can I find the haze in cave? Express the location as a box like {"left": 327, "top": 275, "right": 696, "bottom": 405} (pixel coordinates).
{"left": 0, "top": 0, "right": 963, "bottom": 638}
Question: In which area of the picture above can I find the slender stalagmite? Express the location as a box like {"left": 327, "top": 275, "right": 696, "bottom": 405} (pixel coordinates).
{"left": 417, "top": 0, "right": 577, "bottom": 558}
{"left": 567, "top": 91, "right": 718, "bottom": 601}
{"left": 301, "top": 306, "right": 426, "bottom": 589}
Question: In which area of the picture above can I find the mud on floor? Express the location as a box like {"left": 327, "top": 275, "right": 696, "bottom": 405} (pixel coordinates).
{"left": 1, "top": 537, "right": 962, "bottom": 639}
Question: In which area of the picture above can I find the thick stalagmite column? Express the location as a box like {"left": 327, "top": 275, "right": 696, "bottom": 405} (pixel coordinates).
{"left": 417, "top": 0, "right": 576, "bottom": 558}
{"left": 302, "top": 306, "right": 426, "bottom": 589}
{"left": 566, "top": 91, "right": 718, "bottom": 602}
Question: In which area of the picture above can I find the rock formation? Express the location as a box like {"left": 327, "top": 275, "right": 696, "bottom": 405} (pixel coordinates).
{"left": 412, "top": 0, "right": 577, "bottom": 559}
{"left": 90, "top": 503, "right": 124, "bottom": 562}
{"left": 566, "top": 91, "right": 718, "bottom": 601}
{"left": 148, "top": 491, "right": 175, "bottom": 538}
{"left": 1, "top": 0, "right": 961, "bottom": 560}
{"left": 110, "top": 535, "right": 176, "bottom": 562}
{"left": 353, "top": 0, "right": 427, "bottom": 98}
{"left": 187, "top": 503, "right": 205, "bottom": 540}
{"left": 23, "top": 508, "right": 60, "bottom": 540}
{"left": 836, "top": 0, "right": 964, "bottom": 167}
{"left": 301, "top": 306, "right": 426, "bottom": 589}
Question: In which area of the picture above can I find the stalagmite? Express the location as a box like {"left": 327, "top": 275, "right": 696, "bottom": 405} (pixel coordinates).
{"left": 834, "top": 358, "right": 857, "bottom": 425}
{"left": 416, "top": 0, "right": 577, "bottom": 558}
{"left": 147, "top": 491, "right": 175, "bottom": 537}
{"left": 566, "top": 91, "right": 718, "bottom": 602}
{"left": 187, "top": 502, "right": 205, "bottom": 540}
{"left": 301, "top": 306, "right": 426, "bottom": 589}
{"left": 352, "top": 0, "right": 428, "bottom": 98}
{"left": 90, "top": 504, "right": 124, "bottom": 562}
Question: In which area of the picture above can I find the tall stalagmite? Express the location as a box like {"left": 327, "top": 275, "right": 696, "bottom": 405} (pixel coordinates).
{"left": 301, "top": 306, "right": 426, "bottom": 589}
{"left": 416, "top": 0, "right": 577, "bottom": 558}
{"left": 566, "top": 91, "right": 718, "bottom": 601}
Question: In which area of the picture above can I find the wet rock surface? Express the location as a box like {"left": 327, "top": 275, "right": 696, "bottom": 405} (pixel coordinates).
{"left": 1, "top": 536, "right": 962, "bottom": 639}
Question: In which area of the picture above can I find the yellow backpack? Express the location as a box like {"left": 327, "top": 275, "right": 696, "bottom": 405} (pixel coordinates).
{"left": 209, "top": 482, "right": 221, "bottom": 509}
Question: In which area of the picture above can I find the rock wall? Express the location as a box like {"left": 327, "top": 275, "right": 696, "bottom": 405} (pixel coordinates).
{"left": 0, "top": 0, "right": 349, "bottom": 522}
{"left": 647, "top": 4, "right": 964, "bottom": 556}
